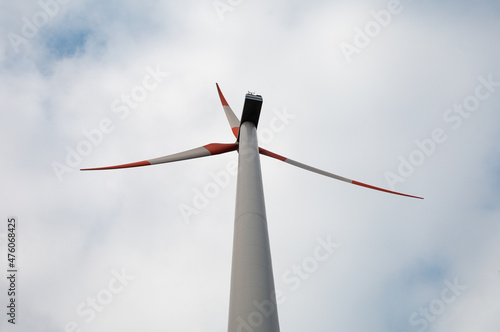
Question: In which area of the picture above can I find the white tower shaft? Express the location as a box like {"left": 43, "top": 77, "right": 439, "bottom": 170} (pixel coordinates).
{"left": 228, "top": 121, "right": 280, "bottom": 332}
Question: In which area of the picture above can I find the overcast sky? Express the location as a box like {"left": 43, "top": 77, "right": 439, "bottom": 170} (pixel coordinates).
{"left": 1, "top": 0, "right": 500, "bottom": 331}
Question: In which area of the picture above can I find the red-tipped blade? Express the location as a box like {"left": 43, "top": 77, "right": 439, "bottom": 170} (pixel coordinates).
{"left": 216, "top": 83, "right": 240, "bottom": 138}
{"left": 351, "top": 180, "right": 423, "bottom": 199}
{"left": 81, "top": 143, "right": 238, "bottom": 171}
{"left": 259, "top": 148, "right": 423, "bottom": 199}
{"left": 81, "top": 160, "right": 151, "bottom": 171}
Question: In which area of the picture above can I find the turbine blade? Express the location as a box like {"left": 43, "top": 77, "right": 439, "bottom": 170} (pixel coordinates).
{"left": 216, "top": 83, "right": 240, "bottom": 138}
{"left": 81, "top": 143, "right": 238, "bottom": 171}
{"left": 259, "top": 148, "right": 423, "bottom": 199}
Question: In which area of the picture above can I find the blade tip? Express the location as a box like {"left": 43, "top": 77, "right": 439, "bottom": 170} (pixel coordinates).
{"left": 216, "top": 83, "right": 229, "bottom": 106}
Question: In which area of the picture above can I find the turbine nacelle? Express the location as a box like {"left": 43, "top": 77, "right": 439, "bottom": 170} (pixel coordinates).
{"left": 239, "top": 92, "right": 263, "bottom": 132}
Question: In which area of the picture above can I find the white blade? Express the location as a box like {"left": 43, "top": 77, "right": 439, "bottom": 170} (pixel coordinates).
{"left": 259, "top": 148, "right": 423, "bottom": 199}
{"left": 216, "top": 83, "right": 240, "bottom": 138}
{"left": 81, "top": 143, "right": 238, "bottom": 171}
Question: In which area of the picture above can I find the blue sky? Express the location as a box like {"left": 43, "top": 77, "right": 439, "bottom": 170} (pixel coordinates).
{"left": 1, "top": 0, "right": 500, "bottom": 331}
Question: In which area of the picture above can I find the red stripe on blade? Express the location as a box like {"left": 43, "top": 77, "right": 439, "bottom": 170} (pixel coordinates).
{"left": 203, "top": 143, "right": 238, "bottom": 155}
{"left": 352, "top": 180, "right": 423, "bottom": 199}
{"left": 81, "top": 160, "right": 151, "bottom": 171}
{"left": 232, "top": 127, "right": 239, "bottom": 137}
{"left": 216, "top": 83, "right": 229, "bottom": 106}
{"left": 259, "top": 148, "right": 287, "bottom": 162}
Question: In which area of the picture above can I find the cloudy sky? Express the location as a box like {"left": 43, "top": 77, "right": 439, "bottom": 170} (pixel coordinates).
{"left": 1, "top": 0, "right": 500, "bottom": 331}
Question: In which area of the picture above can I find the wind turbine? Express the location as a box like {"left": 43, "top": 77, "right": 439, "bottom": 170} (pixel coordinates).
{"left": 82, "top": 84, "right": 422, "bottom": 332}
